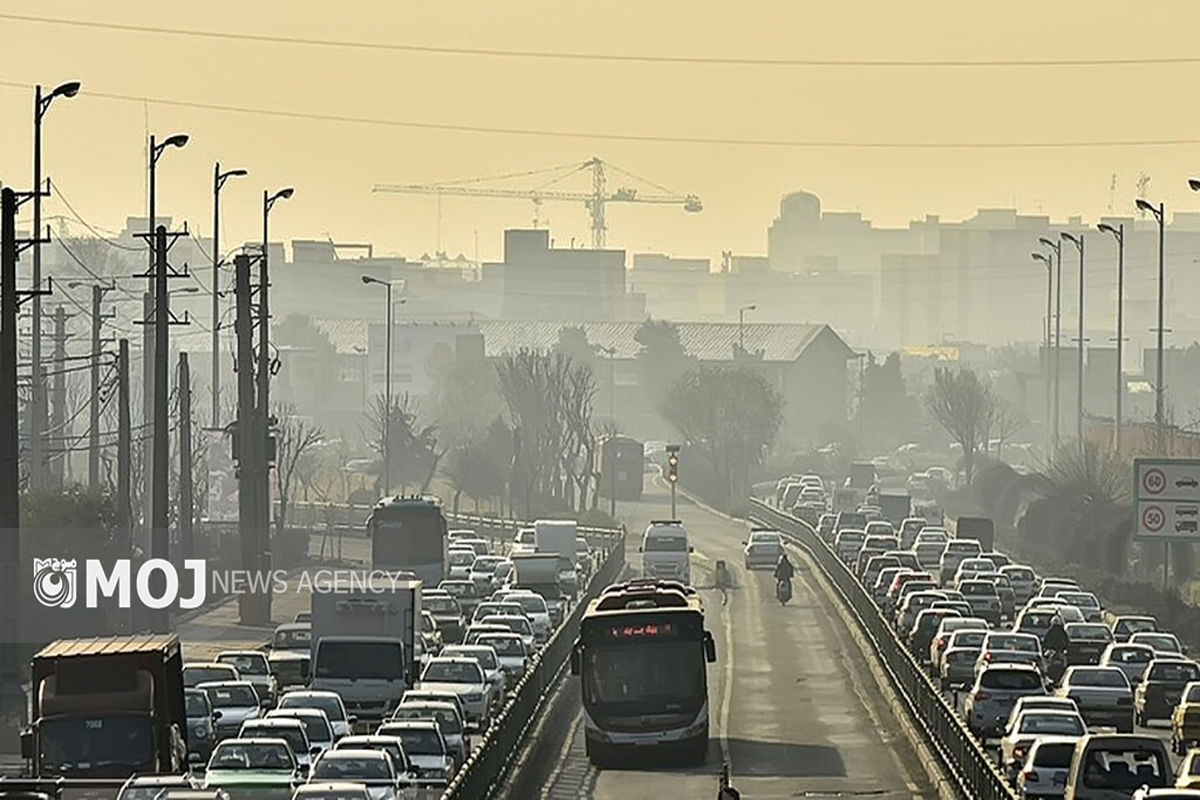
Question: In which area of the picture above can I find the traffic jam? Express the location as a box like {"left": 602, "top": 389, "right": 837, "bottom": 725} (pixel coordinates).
{"left": 769, "top": 470, "right": 1200, "bottom": 798}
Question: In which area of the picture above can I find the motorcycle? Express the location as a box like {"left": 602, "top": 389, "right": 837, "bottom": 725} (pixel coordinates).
{"left": 776, "top": 576, "right": 793, "bottom": 605}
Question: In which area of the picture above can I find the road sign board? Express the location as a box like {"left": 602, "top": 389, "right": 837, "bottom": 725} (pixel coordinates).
{"left": 1134, "top": 458, "right": 1200, "bottom": 539}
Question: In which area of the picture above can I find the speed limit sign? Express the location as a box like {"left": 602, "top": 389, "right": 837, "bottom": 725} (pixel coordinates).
{"left": 1142, "top": 505, "right": 1166, "bottom": 533}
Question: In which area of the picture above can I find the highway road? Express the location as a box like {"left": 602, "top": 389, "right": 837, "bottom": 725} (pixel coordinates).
{"left": 536, "top": 480, "right": 940, "bottom": 799}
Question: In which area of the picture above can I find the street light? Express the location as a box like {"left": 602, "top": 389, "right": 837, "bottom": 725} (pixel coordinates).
{"left": 1137, "top": 198, "right": 1166, "bottom": 444}
{"left": 738, "top": 304, "right": 757, "bottom": 352}
{"left": 361, "top": 275, "right": 406, "bottom": 498}
{"left": 1097, "top": 222, "right": 1125, "bottom": 451}
{"left": 1039, "top": 236, "right": 1063, "bottom": 450}
{"left": 31, "top": 80, "right": 82, "bottom": 489}
{"left": 1031, "top": 252, "right": 1053, "bottom": 447}
{"left": 597, "top": 345, "right": 618, "bottom": 517}
{"left": 260, "top": 185, "right": 293, "bottom": 416}
{"left": 212, "top": 164, "right": 248, "bottom": 427}
{"left": 1061, "top": 231, "right": 1085, "bottom": 442}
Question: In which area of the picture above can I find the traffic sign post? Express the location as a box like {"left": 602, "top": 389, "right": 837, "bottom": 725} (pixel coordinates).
{"left": 1134, "top": 458, "right": 1200, "bottom": 590}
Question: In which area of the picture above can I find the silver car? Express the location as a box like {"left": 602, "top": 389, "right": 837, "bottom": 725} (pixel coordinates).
{"left": 1100, "top": 643, "right": 1157, "bottom": 687}
{"left": 417, "top": 657, "right": 490, "bottom": 729}
{"left": 964, "top": 664, "right": 1045, "bottom": 739}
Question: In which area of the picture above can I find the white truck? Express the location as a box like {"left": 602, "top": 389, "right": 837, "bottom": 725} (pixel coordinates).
{"left": 310, "top": 581, "right": 421, "bottom": 730}
{"left": 535, "top": 519, "right": 579, "bottom": 598}
{"left": 510, "top": 552, "right": 567, "bottom": 626}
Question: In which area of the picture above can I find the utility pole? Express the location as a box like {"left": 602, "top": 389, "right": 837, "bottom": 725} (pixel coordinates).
{"left": 1061, "top": 232, "right": 1085, "bottom": 443}
{"left": 179, "top": 352, "right": 194, "bottom": 560}
{"left": 51, "top": 305, "right": 69, "bottom": 488}
{"left": 87, "top": 284, "right": 114, "bottom": 489}
{"left": 142, "top": 291, "right": 153, "bottom": 541}
{"left": 117, "top": 338, "right": 132, "bottom": 556}
{"left": 213, "top": 163, "right": 247, "bottom": 427}
{"left": 0, "top": 188, "right": 21, "bottom": 719}
{"left": 234, "top": 254, "right": 266, "bottom": 625}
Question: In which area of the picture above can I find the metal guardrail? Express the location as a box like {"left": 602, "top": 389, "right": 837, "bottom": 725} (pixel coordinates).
{"left": 749, "top": 498, "right": 1016, "bottom": 800}
{"left": 440, "top": 525, "right": 626, "bottom": 799}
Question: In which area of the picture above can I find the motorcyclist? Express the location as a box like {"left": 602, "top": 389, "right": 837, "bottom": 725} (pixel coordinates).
{"left": 774, "top": 553, "right": 796, "bottom": 584}
{"left": 1043, "top": 617, "right": 1070, "bottom": 670}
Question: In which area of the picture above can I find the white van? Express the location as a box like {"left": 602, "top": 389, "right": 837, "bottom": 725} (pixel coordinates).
{"left": 640, "top": 519, "right": 693, "bottom": 584}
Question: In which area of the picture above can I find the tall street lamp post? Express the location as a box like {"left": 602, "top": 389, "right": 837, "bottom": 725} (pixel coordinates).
{"left": 1097, "top": 223, "right": 1125, "bottom": 451}
{"left": 1031, "top": 252, "right": 1053, "bottom": 447}
{"left": 1136, "top": 198, "right": 1166, "bottom": 447}
{"left": 212, "top": 164, "right": 247, "bottom": 426}
{"left": 31, "top": 80, "right": 81, "bottom": 488}
{"left": 361, "top": 276, "right": 405, "bottom": 497}
{"left": 1061, "top": 232, "right": 1085, "bottom": 443}
{"left": 1039, "top": 236, "right": 1063, "bottom": 450}
{"left": 738, "top": 304, "right": 757, "bottom": 352}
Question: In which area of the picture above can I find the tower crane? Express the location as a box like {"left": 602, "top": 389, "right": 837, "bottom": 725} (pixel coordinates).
{"left": 373, "top": 157, "right": 702, "bottom": 249}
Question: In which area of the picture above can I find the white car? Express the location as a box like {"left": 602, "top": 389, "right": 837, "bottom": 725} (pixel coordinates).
{"left": 1129, "top": 631, "right": 1186, "bottom": 657}
{"left": 277, "top": 690, "right": 354, "bottom": 740}
{"left": 266, "top": 707, "right": 336, "bottom": 757}
{"left": 999, "top": 710, "right": 1087, "bottom": 779}
{"left": 1014, "top": 735, "right": 1080, "bottom": 799}
{"left": 744, "top": 529, "right": 785, "bottom": 570}
{"left": 197, "top": 681, "right": 264, "bottom": 740}
{"left": 475, "top": 633, "right": 528, "bottom": 687}
{"left": 500, "top": 591, "right": 552, "bottom": 642}
{"left": 238, "top": 717, "right": 316, "bottom": 769}
{"left": 372, "top": 719, "right": 454, "bottom": 787}
{"left": 478, "top": 614, "right": 535, "bottom": 651}
{"left": 1100, "top": 643, "right": 1157, "bottom": 687}
{"left": 385, "top": 701, "right": 468, "bottom": 768}
{"left": 964, "top": 665, "right": 1046, "bottom": 739}
{"left": 307, "top": 748, "right": 400, "bottom": 800}
{"left": 417, "top": 657, "right": 491, "bottom": 729}
{"left": 216, "top": 650, "right": 278, "bottom": 707}
{"left": 447, "top": 549, "right": 477, "bottom": 580}
{"left": 440, "top": 645, "right": 505, "bottom": 711}
{"left": 512, "top": 528, "right": 536, "bottom": 555}
{"left": 469, "top": 556, "right": 506, "bottom": 591}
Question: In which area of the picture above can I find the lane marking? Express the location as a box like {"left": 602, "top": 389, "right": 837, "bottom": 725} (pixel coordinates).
{"left": 718, "top": 555, "right": 736, "bottom": 770}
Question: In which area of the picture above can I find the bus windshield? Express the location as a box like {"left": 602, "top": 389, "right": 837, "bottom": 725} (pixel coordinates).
{"left": 583, "top": 642, "right": 704, "bottom": 715}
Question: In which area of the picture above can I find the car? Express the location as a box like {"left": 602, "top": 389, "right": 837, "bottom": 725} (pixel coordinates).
{"left": 277, "top": 690, "right": 355, "bottom": 740}
{"left": 959, "top": 580, "right": 1002, "bottom": 625}
{"left": 478, "top": 614, "right": 536, "bottom": 650}
{"left": 269, "top": 651, "right": 311, "bottom": 695}
{"left": 1054, "top": 591, "right": 1104, "bottom": 624}
{"left": 1037, "top": 578, "right": 1081, "bottom": 599}
{"left": 455, "top": 538, "right": 492, "bottom": 557}
{"left": 217, "top": 651, "right": 279, "bottom": 708}
{"left": 307, "top": 749, "right": 400, "bottom": 800}
{"left": 913, "top": 529, "right": 951, "bottom": 570}
{"left": 203, "top": 737, "right": 300, "bottom": 790}
{"left": 292, "top": 782, "right": 372, "bottom": 800}
{"left": 397, "top": 690, "right": 468, "bottom": 726}
{"left": 979, "top": 632, "right": 1044, "bottom": 673}
{"left": 493, "top": 559, "right": 515, "bottom": 588}
{"left": 1101, "top": 643, "right": 1157, "bottom": 688}
{"left": 1016, "top": 608, "right": 1064, "bottom": 640}
{"left": 463, "top": 623, "right": 513, "bottom": 645}
{"left": 931, "top": 599, "right": 973, "bottom": 618}
{"left": 447, "top": 549, "right": 476, "bottom": 580}
{"left": 872, "top": 567, "right": 906, "bottom": 602}
{"left": 834, "top": 529, "right": 866, "bottom": 564}
{"left": 1055, "top": 666, "right": 1135, "bottom": 733}
{"left": 1041, "top": 604, "right": 1087, "bottom": 625}
{"left": 438, "top": 580, "right": 483, "bottom": 617}
{"left": 266, "top": 707, "right": 336, "bottom": 758}
{"left": 468, "top": 555, "right": 506, "bottom": 590}
{"left": 889, "top": 576, "right": 938, "bottom": 617}
{"left": 197, "top": 681, "right": 265, "bottom": 741}
{"left": 1172, "top": 683, "right": 1200, "bottom": 755}
{"left": 953, "top": 558, "right": 998, "bottom": 587}
{"left": 186, "top": 688, "right": 218, "bottom": 763}
{"left": 939, "top": 628, "right": 989, "bottom": 688}
{"left": 1000, "top": 709, "right": 1087, "bottom": 779}
{"left": 423, "top": 593, "right": 466, "bottom": 645}
{"left": 388, "top": 700, "right": 468, "bottom": 767}
{"left": 897, "top": 590, "right": 948, "bottom": 634}
{"left": 744, "top": 529, "right": 785, "bottom": 570}
{"left": 883, "top": 550, "right": 921, "bottom": 571}
{"left": 862, "top": 555, "right": 901, "bottom": 589}
{"left": 271, "top": 624, "right": 313, "bottom": 653}
{"left": 239, "top": 717, "right": 317, "bottom": 770}
{"left": 1003, "top": 695, "right": 1081, "bottom": 733}
{"left": 512, "top": 527, "right": 536, "bottom": 555}
{"left": 369, "top": 719, "right": 454, "bottom": 787}
{"left": 440, "top": 644, "right": 505, "bottom": 711}
{"left": 293, "top": 611, "right": 311, "bottom": 624}
{"left": 1137, "top": 660, "right": 1200, "bottom": 726}
{"left": 898, "top": 518, "right": 929, "bottom": 549}
{"left": 965, "top": 664, "right": 1046, "bottom": 739}
{"left": 1015, "top": 735, "right": 1080, "bottom": 799}
{"left": 816, "top": 514, "right": 837, "bottom": 543}
{"left": 184, "top": 662, "right": 241, "bottom": 688}
{"left": 977, "top": 572, "right": 1016, "bottom": 621}
{"left": 474, "top": 633, "right": 528, "bottom": 687}
{"left": 1176, "top": 748, "right": 1200, "bottom": 789}
{"left": 499, "top": 591, "right": 552, "bottom": 642}
{"left": 1130, "top": 632, "right": 1186, "bottom": 657}
{"left": 471, "top": 601, "right": 527, "bottom": 625}
{"left": 417, "top": 657, "right": 491, "bottom": 728}
{"left": 331, "top": 735, "right": 413, "bottom": 783}
{"left": 1112, "top": 615, "right": 1159, "bottom": 644}
{"left": 1065, "top": 623, "right": 1116, "bottom": 666}
{"left": 909, "top": 608, "right": 961, "bottom": 660}
{"left": 999, "top": 565, "right": 1039, "bottom": 606}
{"left": 116, "top": 774, "right": 197, "bottom": 800}
{"left": 1063, "top": 734, "right": 1171, "bottom": 798}
{"left": 980, "top": 551, "right": 1012, "bottom": 570}
{"left": 939, "top": 539, "right": 984, "bottom": 585}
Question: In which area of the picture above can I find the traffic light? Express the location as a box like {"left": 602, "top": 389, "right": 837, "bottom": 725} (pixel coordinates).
{"left": 667, "top": 452, "right": 679, "bottom": 483}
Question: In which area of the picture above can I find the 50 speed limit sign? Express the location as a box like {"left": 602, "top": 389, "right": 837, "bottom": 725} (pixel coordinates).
{"left": 1142, "top": 505, "right": 1166, "bottom": 533}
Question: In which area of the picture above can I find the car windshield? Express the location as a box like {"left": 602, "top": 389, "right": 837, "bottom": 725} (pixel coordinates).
{"left": 244, "top": 724, "right": 308, "bottom": 755}
{"left": 210, "top": 742, "right": 294, "bottom": 771}
{"left": 218, "top": 654, "right": 268, "bottom": 676}
{"left": 1149, "top": 662, "right": 1200, "bottom": 682}
{"left": 1070, "top": 669, "right": 1129, "bottom": 688}
{"left": 1081, "top": 748, "right": 1168, "bottom": 790}
{"left": 1018, "top": 714, "right": 1085, "bottom": 735}
{"left": 645, "top": 534, "right": 688, "bottom": 551}
{"left": 425, "top": 596, "right": 460, "bottom": 615}
{"left": 422, "top": 661, "right": 483, "bottom": 684}
{"left": 279, "top": 694, "right": 345, "bottom": 722}
{"left": 979, "top": 670, "right": 1041, "bottom": 690}
{"left": 272, "top": 713, "right": 331, "bottom": 743}
{"left": 185, "top": 692, "right": 209, "bottom": 716}
{"left": 478, "top": 636, "right": 524, "bottom": 656}
{"left": 386, "top": 728, "right": 443, "bottom": 756}
{"left": 313, "top": 756, "right": 391, "bottom": 780}
{"left": 446, "top": 648, "right": 498, "bottom": 670}
{"left": 749, "top": 532, "right": 780, "bottom": 544}
{"left": 205, "top": 685, "right": 258, "bottom": 707}
{"left": 392, "top": 705, "right": 461, "bottom": 734}
{"left": 274, "top": 628, "right": 311, "bottom": 649}
{"left": 1068, "top": 625, "right": 1113, "bottom": 641}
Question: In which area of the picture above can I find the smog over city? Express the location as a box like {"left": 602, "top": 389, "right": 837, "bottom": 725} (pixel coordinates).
{"left": 4, "top": 3, "right": 1200, "bottom": 798}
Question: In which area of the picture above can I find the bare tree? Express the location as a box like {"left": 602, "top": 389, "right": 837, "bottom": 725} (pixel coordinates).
{"left": 274, "top": 403, "right": 325, "bottom": 529}
{"left": 989, "top": 398, "right": 1028, "bottom": 460}
{"left": 924, "top": 366, "right": 995, "bottom": 482}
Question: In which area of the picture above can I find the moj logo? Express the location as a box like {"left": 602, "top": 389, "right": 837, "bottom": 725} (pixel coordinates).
{"left": 32, "top": 558, "right": 206, "bottom": 610}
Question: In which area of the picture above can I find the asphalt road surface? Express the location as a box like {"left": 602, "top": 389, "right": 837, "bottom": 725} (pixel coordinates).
{"left": 537, "top": 480, "right": 937, "bottom": 799}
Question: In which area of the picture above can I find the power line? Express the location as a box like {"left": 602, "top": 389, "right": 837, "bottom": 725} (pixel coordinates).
{"left": 49, "top": 179, "right": 141, "bottom": 252}
{"left": 4, "top": 79, "right": 1200, "bottom": 150}
{"left": 3, "top": 12, "right": 1199, "bottom": 69}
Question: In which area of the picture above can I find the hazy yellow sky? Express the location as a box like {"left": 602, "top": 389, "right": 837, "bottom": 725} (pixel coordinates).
{"left": 5, "top": 1, "right": 1200, "bottom": 265}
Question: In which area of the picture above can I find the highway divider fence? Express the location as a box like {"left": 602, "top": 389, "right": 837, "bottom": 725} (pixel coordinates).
{"left": 441, "top": 523, "right": 626, "bottom": 799}
{"left": 749, "top": 498, "right": 1016, "bottom": 800}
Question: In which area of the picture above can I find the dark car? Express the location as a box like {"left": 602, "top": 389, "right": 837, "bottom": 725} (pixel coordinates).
{"left": 1065, "top": 623, "right": 1115, "bottom": 666}
{"left": 1135, "top": 659, "right": 1200, "bottom": 725}
{"left": 909, "top": 608, "right": 962, "bottom": 660}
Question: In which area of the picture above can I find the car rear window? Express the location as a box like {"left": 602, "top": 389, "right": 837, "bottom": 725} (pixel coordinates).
{"left": 980, "top": 670, "right": 1041, "bottom": 690}
{"left": 1067, "top": 625, "right": 1113, "bottom": 641}
{"left": 961, "top": 582, "right": 997, "bottom": 595}
{"left": 1150, "top": 662, "right": 1200, "bottom": 682}
{"left": 1004, "top": 568, "right": 1034, "bottom": 582}
{"left": 952, "top": 631, "right": 986, "bottom": 648}
{"left": 1034, "top": 742, "right": 1076, "bottom": 768}
{"left": 1070, "top": 669, "right": 1129, "bottom": 688}
{"left": 987, "top": 634, "right": 1039, "bottom": 653}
